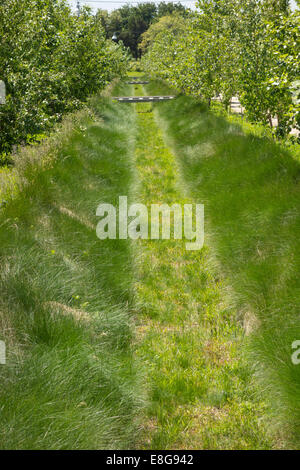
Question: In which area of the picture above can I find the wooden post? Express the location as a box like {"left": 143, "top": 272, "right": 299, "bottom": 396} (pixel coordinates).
{"left": 0, "top": 80, "right": 6, "bottom": 105}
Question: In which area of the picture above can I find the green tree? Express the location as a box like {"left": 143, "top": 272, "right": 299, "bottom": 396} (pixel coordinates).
{"left": 106, "top": 3, "right": 189, "bottom": 58}
{"left": 139, "top": 13, "right": 186, "bottom": 54}
{"left": 0, "top": 0, "right": 129, "bottom": 157}
{"left": 142, "top": 0, "right": 299, "bottom": 139}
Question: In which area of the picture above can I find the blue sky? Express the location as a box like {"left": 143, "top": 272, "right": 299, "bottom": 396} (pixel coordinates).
{"left": 69, "top": 0, "right": 298, "bottom": 14}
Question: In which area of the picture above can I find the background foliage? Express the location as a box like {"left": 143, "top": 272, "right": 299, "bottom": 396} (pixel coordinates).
{"left": 0, "top": 0, "right": 129, "bottom": 162}
{"left": 142, "top": 0, "right": 300, "bottom": 140}
{"left": 96, "top": 2, "right": 188, "bottom": 58}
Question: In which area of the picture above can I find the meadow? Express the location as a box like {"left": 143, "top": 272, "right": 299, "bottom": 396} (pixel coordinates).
{"left": 0, "top": 76, "right": 299, "bottom": 449}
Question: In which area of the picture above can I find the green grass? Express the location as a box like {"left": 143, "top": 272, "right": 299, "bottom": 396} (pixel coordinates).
{"left": 144, "top": 80, "right": 300, "bottom": 448}
{"left": 0, "top": 82, "right": 144, "bottom": 449}
{"left": 1, "top": 76, "right": 299, "bottom": 450}
{"left": 133, "top": 84, "right": 272, "bottom": 449}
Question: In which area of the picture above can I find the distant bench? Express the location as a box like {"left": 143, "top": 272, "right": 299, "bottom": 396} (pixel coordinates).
{"left": 113, "top": 96, "right": 175, "bottom": 103}
{"left": 126, "top": 81, "right": 149, "bottom": 84}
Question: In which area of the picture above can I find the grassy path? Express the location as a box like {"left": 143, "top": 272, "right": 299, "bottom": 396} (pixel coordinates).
{"left": 133, "top": 85, "right": 271, "bottom": 449}
{"left": 143, "top": 79, "right": 300, "bottom": 448}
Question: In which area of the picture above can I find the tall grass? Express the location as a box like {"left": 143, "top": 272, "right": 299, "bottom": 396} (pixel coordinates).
{"left": 0, "top": 83, "right": 144, "bottom": 449}
{"left": 145, "top": 80, "right": 300, "bottom": 448}
{"left": 133, "top": 84, "right": 272, "bottom": 450}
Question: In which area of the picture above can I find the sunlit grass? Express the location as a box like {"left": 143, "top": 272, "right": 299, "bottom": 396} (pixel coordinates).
{"left": 145, "top": 80, "right": 300, "bottom": 448}
{"left": 0, "top": 83, "right": 144, "bottom": 449}
{"left": 2, "top": 75, "right": 297, "bottom": 450}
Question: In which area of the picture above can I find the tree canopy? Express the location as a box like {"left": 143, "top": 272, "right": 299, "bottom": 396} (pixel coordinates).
{"left": 142, "top": 0, "right": 300, "bottom": 139}
{"left": 96, "top": 2, "right": 189, "bottom": 58}
{"left": 0, "top": 0, "right": 129, "bottom": 158}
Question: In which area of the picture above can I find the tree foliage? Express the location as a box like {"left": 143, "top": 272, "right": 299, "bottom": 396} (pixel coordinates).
{"left": 139, "top": 13, "right": 186, "bottom": 54}
{"left": 142, "top": 0, "right": 300, "bottom": 139}
{"left": 0, "top": 0, "right": 129, "bottom": 159}
{"left": 99, "top": 2, "right": 188, "bottom": 58}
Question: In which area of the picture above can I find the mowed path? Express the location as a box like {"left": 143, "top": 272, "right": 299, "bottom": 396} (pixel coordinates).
{"left": 131, "top": 84, "right": 272, "bottom": 449}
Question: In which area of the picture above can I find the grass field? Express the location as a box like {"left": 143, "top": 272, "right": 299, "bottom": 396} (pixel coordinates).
{"left": 0, "top": 77, "right": 299, "bottom": 449}
{"left": 0, "top": 83, "right": 144, "bottom": 449}
{"left": 144, "top": 80, "right": 300, "bottom": 447}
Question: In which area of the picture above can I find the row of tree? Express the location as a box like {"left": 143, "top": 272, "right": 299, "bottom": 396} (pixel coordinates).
{"left": 0, "top": 0, "right": 129, "bottom": 161}
{"left": 142, "top": 0, "right": 300, "bottom": 139}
